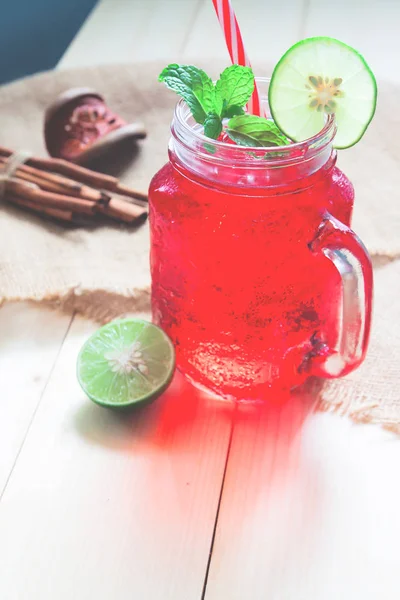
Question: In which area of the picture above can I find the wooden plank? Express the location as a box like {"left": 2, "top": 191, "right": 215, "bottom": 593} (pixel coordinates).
{"left": 204, "top": 397, "right": 400, "bottom": 600}
{"left": 0, "top": 303, "right": 72, "bottom": 496}
{"left": 0, "top": 314, "right": 233, "bottom": 600}
{"left": 58, "top": 0, "right": 204, "bottom": 69}
{"left": 181, "top": 0, "right": 306, "bottom": 71}
{"left": 303, "top": 0, "right": 400, "bottom": 83}
{"left": 58, "top": 0, "right": 399, "bottom": 83}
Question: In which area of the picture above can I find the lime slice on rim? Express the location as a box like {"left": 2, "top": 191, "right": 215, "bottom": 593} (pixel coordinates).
{"left": 268, "top": 37, "right": 377, "bottom": 149}
{"left": 77, "top": 318, "right": 175, "bottom": 409}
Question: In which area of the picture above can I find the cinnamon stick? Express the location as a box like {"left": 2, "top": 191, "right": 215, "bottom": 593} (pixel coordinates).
{"left": 98, "top": 197, "right": 148, "bottom": 223}
{"left": 13, "top": 171, "right": 81, "bottom": 198}
{"left": 27, "top": 164, "right": 111, "bottom": 202}
{"left": 23, "top": 170, "right": 109, "bottom": 204}
{"left": 0, "top": 146, "right": 118, "bottom": 189}
{"left": 5, "top": 180, "right": 97, "bottom": 214}
{"left": 115, "top": 183, "right": 148, "bottom": 203}
{"left": 7, "top": 196, "right": 74, "bottom": 223}
{"left": 36, "top": 157, "right": 118, "bottom": 190}
{"left": 0, "top": 157, "right": 109, "bottom": 204}
{"left": 0, "top": 156, "right": 81, "bottom": 191}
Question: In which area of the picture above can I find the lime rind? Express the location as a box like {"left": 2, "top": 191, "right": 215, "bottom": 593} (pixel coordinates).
{"left": 77, "top": 319, "right": 175, "bottom": 409}
{"left": 268, "top": 37, "right": 377, "bottom": 149}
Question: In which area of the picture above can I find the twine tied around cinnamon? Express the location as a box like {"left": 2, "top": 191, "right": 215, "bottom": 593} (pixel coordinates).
{"left": 0, "top": 151, "right": 35, "bottom": 198}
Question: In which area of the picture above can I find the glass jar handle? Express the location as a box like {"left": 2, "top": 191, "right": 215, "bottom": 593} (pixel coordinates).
{"left": 308, "top": 214, "right": 373, "bottom": 378}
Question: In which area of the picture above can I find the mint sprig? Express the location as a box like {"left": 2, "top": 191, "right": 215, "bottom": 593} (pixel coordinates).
{"left": 226, "top": 115, "right": 290, "bottom": 147}
{"left": 215, "top": 65, "right": 254, "bottom": 118}
{"left": 159, "top": 63, "right": 289, "bottom": 148}
{"left": 223, "top": 105, "right": 245, "bottom": 118}
{"left": 203, "top": 113, "right": 223, "bottom": 139}
{"left": 159, "top": 64, "right": 214, "bottom": 124}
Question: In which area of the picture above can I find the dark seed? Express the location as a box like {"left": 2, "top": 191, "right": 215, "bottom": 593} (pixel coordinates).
{"left": 309, "top": 76, "right": 318, "bottom": 87}
{"left": 333, "top": 77, "right": 343, "bottom": 87}
{"left": 309, "top": 99, "right": 318, "bottom": 108}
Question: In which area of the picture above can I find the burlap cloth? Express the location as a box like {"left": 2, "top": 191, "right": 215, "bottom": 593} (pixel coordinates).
{"left": 1, "top": 62, "right": 399, "bottom": 432}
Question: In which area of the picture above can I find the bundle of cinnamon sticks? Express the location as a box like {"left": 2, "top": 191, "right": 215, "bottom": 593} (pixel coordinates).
{"left": 0, "top": 146, "right": 148, "bottom": 226}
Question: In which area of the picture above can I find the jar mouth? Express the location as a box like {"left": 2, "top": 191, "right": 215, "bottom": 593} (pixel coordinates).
{"left": 172, "top": 77, "right": 336, "bottom": 169}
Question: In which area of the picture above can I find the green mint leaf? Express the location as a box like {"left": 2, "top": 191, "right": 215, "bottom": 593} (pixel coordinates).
{"left": 223, "top": 104, "right": 245, "bottom": 118}
{"left": 159, "top": 64, "right": 215, "bottom": 124}
{"left": 215, "top": 66, "right": 254, "bottom": 118}
{"left": 226, "top": 115, "right": 290, "bottom": 147}
{"left": 203, "top": 113, "right": 223, "bottom": 140}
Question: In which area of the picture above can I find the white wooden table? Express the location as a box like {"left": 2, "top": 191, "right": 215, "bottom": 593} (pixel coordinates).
{"left": 2, "top": 2, "right": 400, "bottom": 598}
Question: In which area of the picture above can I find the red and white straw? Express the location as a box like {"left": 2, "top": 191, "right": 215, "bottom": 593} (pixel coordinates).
{"left": 212, "top": 0, "right": 262, "bottom": 116}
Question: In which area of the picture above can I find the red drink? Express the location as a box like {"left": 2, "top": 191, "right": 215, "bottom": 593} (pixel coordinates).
{"left": 149, "top": 90, "right": 372, "bottom": 401}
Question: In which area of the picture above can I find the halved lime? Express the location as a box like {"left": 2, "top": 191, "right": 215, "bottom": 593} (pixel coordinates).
{"left": 77, "top": 318, "right": 175, "bottom": 409}
{"left": 268, "top": 37, "right": 377, "bottom": 149}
